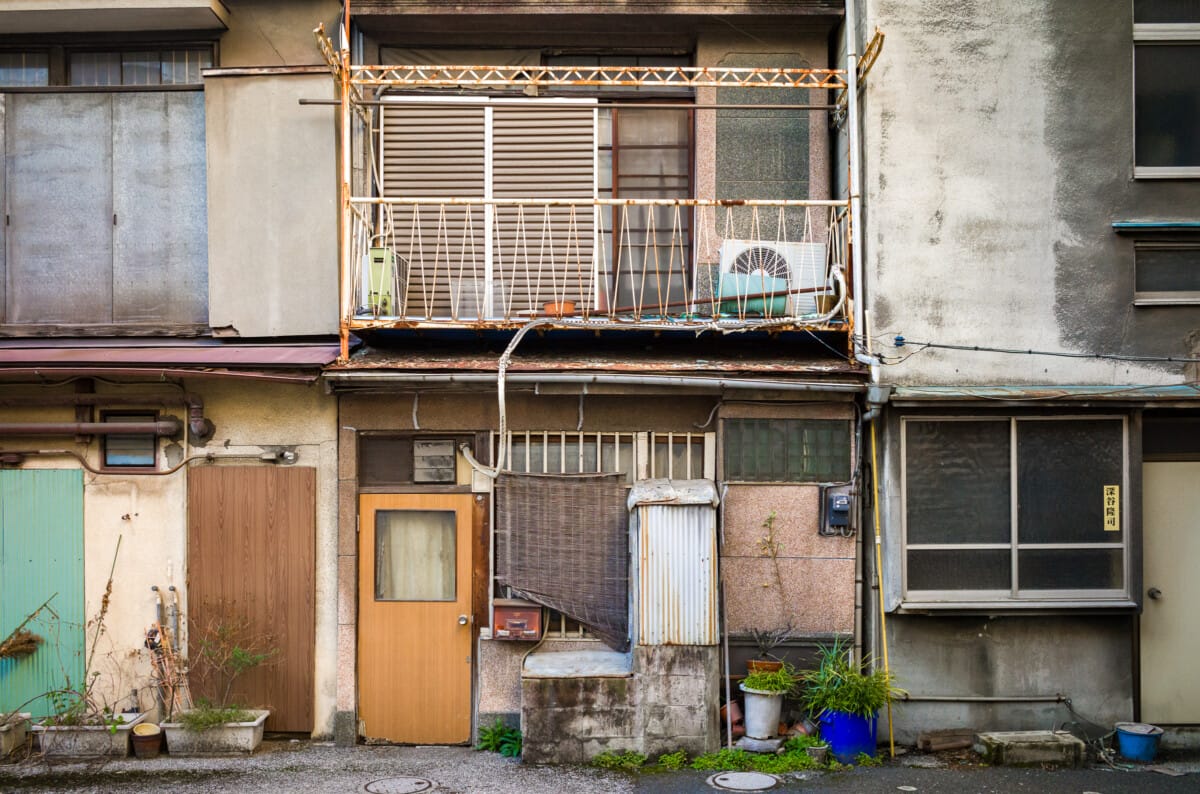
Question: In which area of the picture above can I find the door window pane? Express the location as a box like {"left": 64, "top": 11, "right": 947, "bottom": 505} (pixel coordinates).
{"left": 376, "top": 510, "right": 456, "bottom": 601}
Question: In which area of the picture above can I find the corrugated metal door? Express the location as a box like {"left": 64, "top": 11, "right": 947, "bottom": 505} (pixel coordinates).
{"left": 637, "top": 503, "right": 718, "bottom": 645}
{"left": 187, "top": 466, "right": 315, "bottom": 732}
{"left": 0, "top": 469, "right": 85, "bottom": 719}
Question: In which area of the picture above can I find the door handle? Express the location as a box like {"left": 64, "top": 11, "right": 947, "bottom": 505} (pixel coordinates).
{"left": 1148, "top": 587, "right": 1162, "bottom": 600}
{"left": 458, "top": 614, "right": 470, "bottom": 625}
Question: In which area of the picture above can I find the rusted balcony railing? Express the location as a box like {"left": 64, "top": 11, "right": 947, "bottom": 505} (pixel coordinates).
{"left": 347, "top": 198, "right": 849, "bottom": 330}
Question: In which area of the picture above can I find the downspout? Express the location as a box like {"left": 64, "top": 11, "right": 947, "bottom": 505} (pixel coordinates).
{"left": 845, "top": 0, "right": 895, "bottom": 759}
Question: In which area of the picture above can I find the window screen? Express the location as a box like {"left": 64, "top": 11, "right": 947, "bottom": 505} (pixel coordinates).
{"left": 902, "top": 416, "right": 1128, "bottom": 603}
{"left": 724, "top": 418, "right": 851, "bottom": 482}
{"left": 1136, "top": 243, "right": 1200, "bottom": 298}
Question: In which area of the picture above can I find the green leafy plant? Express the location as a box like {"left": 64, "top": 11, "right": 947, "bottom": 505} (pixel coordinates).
{"left": 592, "top": 749, "right": 647, "bottom": 771}
{"left": 854, "top": 751, "right": 883, "bottom": 767}
{"left": 655, "top": 749, "right": 687, "bottom": 770}
{"left": 742, "top": 662, "right": 800, "bottom": 694}
{"left": 476, "top": 719, "right": 522, "bottom": 757}
{"left": 691, "top": 742, "right": 831, "bottom": 774}
{"left": 800, "top": 640, "right": 901, "bottom": 719}
{"left": 178, "top": 702, "right": 256, "bottom": 733}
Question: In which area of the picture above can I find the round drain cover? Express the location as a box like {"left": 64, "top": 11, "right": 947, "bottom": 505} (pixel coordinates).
{"left": 707, "top": 771, "right": 779, "bottom": 791}
{"left": 362, "top": 777, "right": 435, "bottom": 794}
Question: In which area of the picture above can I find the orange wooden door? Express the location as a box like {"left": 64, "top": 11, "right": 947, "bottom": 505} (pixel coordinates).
{"left": 358, "top": 493, "right": 473, "bottom": 744}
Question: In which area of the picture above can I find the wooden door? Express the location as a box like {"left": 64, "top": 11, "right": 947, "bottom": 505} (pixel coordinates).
{"left": 358, "top": 493, "right": 473, "bottom": 744}
{"left": 187, "top": 466, "right": 315, "bottom": 732}
{"left": 1141, "top": 462, "right": 1200, "bottom": 723}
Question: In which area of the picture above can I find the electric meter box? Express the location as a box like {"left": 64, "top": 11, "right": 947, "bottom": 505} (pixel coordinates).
{"left": 493, "top": 598, "right": 542, "bottom": 641}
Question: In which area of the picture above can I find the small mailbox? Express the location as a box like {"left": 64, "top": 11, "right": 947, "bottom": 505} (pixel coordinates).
{"left": 493, "top": 598, "right": 542, "bottom": 641}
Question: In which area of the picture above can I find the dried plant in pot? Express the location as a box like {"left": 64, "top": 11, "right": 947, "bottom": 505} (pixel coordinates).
{"left": 161, "top": 605, "right": 278, "bottom": 756}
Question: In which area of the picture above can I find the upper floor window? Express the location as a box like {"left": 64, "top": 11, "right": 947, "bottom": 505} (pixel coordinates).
{"left": 1134, "top": 1, "right": 1200, "bottom": 176}
{"left": 69, "top": 48, "right": 212, "bottom": 87}
{"left": 0, "top": 45, "right": 212, "bottom": 89}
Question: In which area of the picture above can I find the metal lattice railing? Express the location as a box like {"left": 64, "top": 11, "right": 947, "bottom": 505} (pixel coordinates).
{"left": 348, "top": 198, "right": 849, "bottom": 329}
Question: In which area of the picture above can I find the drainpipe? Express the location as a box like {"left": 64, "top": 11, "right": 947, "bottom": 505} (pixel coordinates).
{"left": 0, "top": 393, "right": 214, "bottom": 442}
{"left": 0, "top": 419, "right": 182, "bottom": 436}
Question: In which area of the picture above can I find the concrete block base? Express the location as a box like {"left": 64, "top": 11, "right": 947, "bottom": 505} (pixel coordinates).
{"left": 334, "top": 711, "right": 357, "bottom": 747}
{"left": 973, "top": 730, "right": 1085, "bottom": 768}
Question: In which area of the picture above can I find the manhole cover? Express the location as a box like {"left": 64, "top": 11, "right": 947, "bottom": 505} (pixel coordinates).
{"left": 362, "top": 777, "right": 435, "bottom": 794}
{"left": 707, "top": 771, "right": 779, "bottom": 791}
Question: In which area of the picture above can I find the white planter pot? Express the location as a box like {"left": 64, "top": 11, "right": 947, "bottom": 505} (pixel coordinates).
{"left": 161, "top": 710, "right": 269, "bottom": 755}
{"left": 1, "top": 713, "right": 31, "bottom": 757}
{"left": 32, "top": 712, "right": 145, "bottom": 758}
{"left": 739, "top": 684, "right": 784, "bottom": 740}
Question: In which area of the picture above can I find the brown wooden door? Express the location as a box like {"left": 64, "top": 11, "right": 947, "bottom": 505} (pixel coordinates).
{"left": 358, "top": 493, "right": 473, "bottom": 744}
{"left": 187, "top": 466, "right": 315, "bottom": 732}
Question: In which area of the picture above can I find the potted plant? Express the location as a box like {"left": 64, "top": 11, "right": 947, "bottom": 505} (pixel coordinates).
{"left": 739, "top": 663, "right": 799, "bottom": 740}
{"left": 0, "top": 712, "right": 31, "bottom": 759}
{"left": 161, "top": 608, "right": 277, "bottom": 755}
{"left": 800, "top": 641, "right": 900, "bottom": 763}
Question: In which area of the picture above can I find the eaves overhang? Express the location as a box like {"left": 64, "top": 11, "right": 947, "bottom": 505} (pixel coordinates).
{"left": 0, "top": 1, "right": 230, "bottom": 34}
{"left": 891, "top": 384, "right": 1200, "bottom": 407}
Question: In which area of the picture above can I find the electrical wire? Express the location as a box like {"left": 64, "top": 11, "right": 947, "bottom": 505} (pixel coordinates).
{"left": 869, "top": 335, "right": 1200, "bottom": 365}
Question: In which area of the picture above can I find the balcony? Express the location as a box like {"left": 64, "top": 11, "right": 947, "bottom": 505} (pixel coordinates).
{"left": 346, "top": 198, "right": 849, "bottom": 331}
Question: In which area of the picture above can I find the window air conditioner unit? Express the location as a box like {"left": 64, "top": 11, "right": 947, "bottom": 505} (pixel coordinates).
{"left": 717, "top": 240, "right": 828, "bottom": 317}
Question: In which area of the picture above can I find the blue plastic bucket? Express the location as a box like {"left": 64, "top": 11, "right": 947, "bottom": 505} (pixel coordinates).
{"left": 1115, "top": 722, "right": 1162, "bottom": 762}
{"left": 818, "top": 711, "right": 878, "bottom": 763}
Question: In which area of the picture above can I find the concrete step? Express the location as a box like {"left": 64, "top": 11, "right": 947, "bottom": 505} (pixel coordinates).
{"left": 973, "top": 730, "right": 1085, "bottom": 768}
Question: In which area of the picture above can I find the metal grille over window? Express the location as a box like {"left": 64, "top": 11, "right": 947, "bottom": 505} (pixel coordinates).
{"left": 723, "top": 418, "right": 852, "bottom": 482}
{"left": 495, "top": 472, "right": 629, "bottom": 651}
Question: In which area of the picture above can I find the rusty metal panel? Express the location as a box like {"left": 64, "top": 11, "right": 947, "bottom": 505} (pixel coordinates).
{"left": 0, "top": 469, "right": 84, "bottom": 720}
{"left": 112, "top": 92, "right": 207, "bottom": 324}
{"left": 637, "top": 503, "right": 718, "bottom": 646}
{"left": 187, "top": 466, "right": 316, "bottom": 732}
{"left": 6, "top": 93, "right": 112, "bottom": 323}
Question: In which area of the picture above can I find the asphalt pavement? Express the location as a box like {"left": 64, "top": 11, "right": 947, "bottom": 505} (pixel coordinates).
{"left": 1, "top": 740, "right": 1198, "bottom": 794}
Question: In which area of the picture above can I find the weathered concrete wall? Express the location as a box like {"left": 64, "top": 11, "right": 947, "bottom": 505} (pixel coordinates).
{"left": 2, "top": 378, "right": 337, "bottom": 736}
{"left": 521, "top": 646, "right": 718, "bottom": 764}
{"left": 860, "top": 0, "right": 1200, "bottom": 386}
{"left": 219, "top": 0, "right": 340, "bottom": 67}
{"left": 883, "top": 614, "right": 1133, "bottom": 744}
{"left": 204, "top": 72, "right": 337, "bottom": 337}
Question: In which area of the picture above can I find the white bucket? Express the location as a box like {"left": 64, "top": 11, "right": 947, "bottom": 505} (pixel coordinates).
{"left": 739, "top": 684, "right": 784, "bottom": 740}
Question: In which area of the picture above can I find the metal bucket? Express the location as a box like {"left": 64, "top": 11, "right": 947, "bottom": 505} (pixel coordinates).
{"left": 739, "top": 684, "right": 784, "bottom": 740}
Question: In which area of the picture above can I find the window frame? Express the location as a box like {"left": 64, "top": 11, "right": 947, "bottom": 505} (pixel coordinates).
{"left": 722, "top": 417, "right": 854, "bottom": 484}
{"left": 900, "top": 414, "right": 1133, "bottom": 609}
{"left": 0, "top": 42, "right": 215, "bottom": 91}
{"left": 1133, "top": 239, "right": 1200, "bottom": 304}
{"left": 1132, "top": 20, "right": 1200, "bottom": 178}
{"left": 100, "top": 410, "right": 160, "bottom": 472}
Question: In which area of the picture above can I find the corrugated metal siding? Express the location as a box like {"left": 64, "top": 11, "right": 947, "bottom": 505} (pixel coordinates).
{"left": 0, "top": 469, "right": 84, "bottom": 719}
{"left": 637, "top": 503, "right": 718, "bottom": 646}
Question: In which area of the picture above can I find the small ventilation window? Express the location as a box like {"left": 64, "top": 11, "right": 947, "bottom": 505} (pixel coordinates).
{"left": 102, "top": 413, "right": 158, "bottom": 468}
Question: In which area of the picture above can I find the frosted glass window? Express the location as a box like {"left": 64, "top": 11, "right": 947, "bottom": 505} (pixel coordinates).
{"left": 375, "top": 510, "right": 456, "bottom": 601}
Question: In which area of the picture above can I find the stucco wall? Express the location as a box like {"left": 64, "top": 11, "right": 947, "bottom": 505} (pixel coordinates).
{"left": 219, "top": 0, "right": 341, "bottom": 67}
{"left": 5, "top": 378, "right": 337, "bottom": 736}
{"left": 860, "top": 0, "right": 1200, "bottom": 386}
{"left": 204, "top": 72, "right": 338, "bottom": 338}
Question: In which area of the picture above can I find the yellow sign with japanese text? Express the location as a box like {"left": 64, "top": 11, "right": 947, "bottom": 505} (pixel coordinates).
{"left": 1104, "top": 485, "right": 1120, "bottom": 531}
